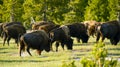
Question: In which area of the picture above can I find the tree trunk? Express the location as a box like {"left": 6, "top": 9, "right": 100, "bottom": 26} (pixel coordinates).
{"left": 10, "top": 1, "right": 15, "bottom": 22}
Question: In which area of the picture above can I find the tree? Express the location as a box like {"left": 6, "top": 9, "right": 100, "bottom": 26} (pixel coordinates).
{"left": 63, "top": 0, "right": 88, "bottom": 24}
{"left": 1, "top": 0, "right": 24, "bottom": 22}
{"left": 108, "top": 0, "right": 119, "bottom": 21}
{"left": 84, "top": 0, "right": 109, "bottom": 22}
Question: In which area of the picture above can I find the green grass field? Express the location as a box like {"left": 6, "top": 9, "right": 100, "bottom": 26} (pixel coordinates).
{"left": 0, "top": 37, "right": 120, "bottom": 67}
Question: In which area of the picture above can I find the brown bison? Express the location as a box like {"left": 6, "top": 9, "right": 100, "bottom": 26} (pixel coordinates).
{"left": 96, "top": 20, "right": 120, "bottom": 45}
{"left": 31, "top": 20, "right": 60, "bottom": 34}
{"left": 2, "top": 24, "right": 26, "bottom": 46}
{"left": 31, "top": 21, "right": 55, "bottom": 30}
{"left": 49, "top": 26, "right": 73, "bottom": 52}
{"left": 19, "top": 30, "right": 51, "bottom": 56}
{"left": 83, "top": 21, "right": 101, "bottom": 37}
{"left": 38, "top": 23, "right": 60, "bottom": 33}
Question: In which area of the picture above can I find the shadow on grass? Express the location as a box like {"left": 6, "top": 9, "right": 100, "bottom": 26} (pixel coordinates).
{"left": 0, "top": 51, "right": 9, "bottom": 54}
{"left": 107, "top": 48, "right": 120, "bottom": 50}
{"left": 108, "top": 53, "right": 120, "bottom": 56}
{"left": 74, "top": 41, "right": 108, "bottom": 46}
{"left": 0, "top": 48, "right": 8, "bottom": 50}
{"left": 0, "top": 59, "right": 53, "bottom": 63}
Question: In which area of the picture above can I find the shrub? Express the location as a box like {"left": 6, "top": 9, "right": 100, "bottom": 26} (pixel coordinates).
{"left": 61, "top": 60, "right": 76, "bottom": 67}
{"left": 80, "top": 42, "right": 118, "bottom": 67}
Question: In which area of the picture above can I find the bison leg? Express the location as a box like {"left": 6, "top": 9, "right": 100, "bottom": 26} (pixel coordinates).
{"left": 110, "top": 39, "right": 119, "bottom": 45}
{"left": 101, "top": 37, "right": 105, "bottom": 42}
{"left": 61, "top": 43, "right": 64, "bottom": 51}
{"left": 19, "top": 45, "right": 25, "bottom": 56}
{"left": 96, "top": 32, "right": 100, "bottom": 42}
{"left": 7, "top": 36, "right": 11, "bottom": 46}
{"left": 15, "top": 39, "right": 19, "bottom": 46}
{"left": 110, "top": 39, "right": 116, "bottom": 45}
{"left": 55, "top": 42, "right": 59, "bottom": 52}
{"left": 50, "top": 43, "right": 53, "bottom": 51}
{"left": 3, "top": 34, "right": 7, "bottom": 46}
{"left": 26, "top": 47, "right": 32, "bottom": 56}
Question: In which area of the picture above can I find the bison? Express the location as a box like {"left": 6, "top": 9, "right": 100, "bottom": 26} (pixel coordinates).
{"left": 19, "top": 30, "right": 51, "bottom": 56}
{"left": 96, "top": 20, "right": 120, "bottom": 45}
{"left": 0, "top": 23, "right": 4, "bottom": 37}
{"left": 49, "top": 26, "right": 73, "bottom": 52}
{"left": 38, "top": 23, "right": 60, "bottom": 33}
{"left": 2, "top": 23, "right": 26, "bottom": 46}
{"left": 83, "top": 21, "right": 101, "bottom": 37}
{"left": 31, "top": 21, "right": 55, "bottom": 30}
{"left": 0, "top": 22, "right": 22, "bottom": 37}
{"left": 66, "top": 23, "right": 89, "bottom": 43}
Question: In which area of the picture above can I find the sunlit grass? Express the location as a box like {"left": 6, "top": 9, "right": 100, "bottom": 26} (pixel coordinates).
{"left": 0, "top": 37, "right": 120, "bottom": 67}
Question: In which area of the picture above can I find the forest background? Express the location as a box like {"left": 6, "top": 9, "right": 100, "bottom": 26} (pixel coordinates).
{"left": 0, "top": 0, "right": 119, "bottom": 28}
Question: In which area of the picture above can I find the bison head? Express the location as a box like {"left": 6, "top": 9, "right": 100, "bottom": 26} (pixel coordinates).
{"left": 66, "top": 38, "right": 73, "bottom": 50}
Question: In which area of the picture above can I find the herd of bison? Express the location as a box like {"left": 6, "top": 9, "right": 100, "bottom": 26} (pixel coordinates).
{"left": 0, "top": 19, "right": 120, "bottom": 57}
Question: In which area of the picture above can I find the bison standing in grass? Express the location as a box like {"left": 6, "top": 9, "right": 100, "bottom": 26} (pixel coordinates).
{"left": 66, "top": 23, "right": 89, "bottom": 43}
{"left": 19, "top": 30, "right": 51, "bottom": 56}
{"left": 2, "top": 22, "right": 26, "bottom": 46}
{"left": 96, "top": 20, "right": 120, "bottom": 45}
{"left": 49, "top": 26, "right": 73, "bottom": 52}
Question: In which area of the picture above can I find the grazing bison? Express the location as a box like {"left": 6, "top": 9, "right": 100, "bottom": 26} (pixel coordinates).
{"left": 2, "top": 24, "right": 26, "bottom": 46}
{"left": 96, "top": 20, "right": 120, "bottom": 45}
{"left": 49, "top": 26, "right": 73, "bottom": 52}
{"left": 66, "top": 23, "right": 89, "bottom": 43}
{"left": 19, "top": 30, "right": 51, "bottom": 56}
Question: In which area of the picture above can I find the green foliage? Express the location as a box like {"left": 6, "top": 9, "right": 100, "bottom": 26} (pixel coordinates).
{"left": 84, "top": 0, "right": 109, "bottom": 22}
{"left": 80, "top": 57, "right": 96, "bottom": 67}
{"left": 108, "top": 0, "right": 119, "bottom": 21}
{"left": 80, "top": 42, "right": 118, "bottom": 67}
{"left": 61, "top": 61, "right": 76, "bottom": 67}
{"left": 1, "top": 0, "right": 24, "bottom": 22}
{"left": 63, "top": 0, "right": 88, "bottom": 24}
{"left": 92, "top": 42, "right": 107, "bottom": 60}
{"left": 0, "top": 0, "right": 119, "bottom": 27}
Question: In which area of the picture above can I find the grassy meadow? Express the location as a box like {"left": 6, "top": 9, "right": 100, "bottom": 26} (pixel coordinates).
{"left": 0, "top": 37, "right": 120, "bottom": 67}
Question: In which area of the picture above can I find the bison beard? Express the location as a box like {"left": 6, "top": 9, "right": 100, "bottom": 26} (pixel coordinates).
{"left": 19, "top": 30, "right": 51, "bottom": 56}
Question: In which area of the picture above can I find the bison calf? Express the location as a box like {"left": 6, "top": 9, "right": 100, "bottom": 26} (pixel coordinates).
{"left": 19, "top": 30, "right": 51, "bottom": 56}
